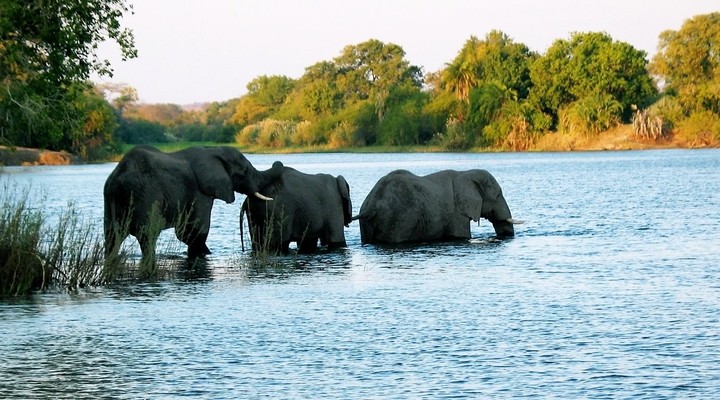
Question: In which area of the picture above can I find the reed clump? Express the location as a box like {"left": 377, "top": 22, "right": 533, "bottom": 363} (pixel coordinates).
{"left": 0, "top": 183, "right": 130, "bottom": 297}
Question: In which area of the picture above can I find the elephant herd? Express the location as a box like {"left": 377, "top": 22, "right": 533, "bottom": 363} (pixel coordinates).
{"left": 104, "top": 145, "right": 522, "bottom": 266}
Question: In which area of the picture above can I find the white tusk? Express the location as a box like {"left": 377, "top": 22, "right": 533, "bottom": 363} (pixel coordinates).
{"left": 506, "top": 218, "right": 524, "bottom": 224}
{"left": 254, "top": 192, "right": 273, "bottom": 201}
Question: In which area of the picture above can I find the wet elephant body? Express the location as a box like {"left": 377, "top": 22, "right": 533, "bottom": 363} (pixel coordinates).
{"left": 356, "top": 169, "right": 519, "bottom": 245}
{"left": 243, "top": 167, "right": 352, "bottom": 254}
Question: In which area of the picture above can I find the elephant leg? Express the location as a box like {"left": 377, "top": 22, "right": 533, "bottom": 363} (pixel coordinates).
{"left": 104, "top": 221, "right": 127, "bottom": 260}
{"left": 186, "top": 232, "right": 211, "bottom": 259}
{"left": 137, "top": 231, "right": 159, "bottom": 276}
{"left": 325, "top": 225, "right": 347, "bottom": 250}
{"left": 178, "top": 224, "right": 210, "bottom": 258}
{"left": 298, "top": 237, "right": 319, "bottom": 254}
{"left": 178, "top": 203, "right": 212, "bottom": 258}
{"left": 327, "top": 239, "right": 347, "bottom": 250}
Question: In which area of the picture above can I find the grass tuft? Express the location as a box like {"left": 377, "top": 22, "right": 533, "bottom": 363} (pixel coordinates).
{"left": 0, "top": 182, "right": 132, "bottom": 297}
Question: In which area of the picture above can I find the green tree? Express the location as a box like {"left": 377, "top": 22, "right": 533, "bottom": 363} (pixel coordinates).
{"left": 0, "top": 0, "right": 136, "bottom": 152}
{"left": 71, "top": 84, "right": 120, "bottom": 159}
{"left": 377, "top": 85, "right": 434, "bottom": 146}
{"left": 529, "top": 31, "right": 657, "bottom": 127}
{"left": 442, "top": 31, "right": 536, "bottom": 104}
{"left": 650, "top": 12, "right": 720, "bottom": 115}
{"left": 230, "top": 75, "right": 296, "bottom": 126}
{"left": 280, "top": 61, "right": 343, "bottom": 121}
{"left": 333, "top": 39, "right": 423, "bottom": 120}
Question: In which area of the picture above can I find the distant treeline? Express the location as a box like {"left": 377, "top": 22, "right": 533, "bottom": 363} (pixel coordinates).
{"left": 2, "top": 2, "right": 718, "bottom": 159}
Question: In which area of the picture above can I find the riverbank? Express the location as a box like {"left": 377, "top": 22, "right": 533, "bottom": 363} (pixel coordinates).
{"left": 2, "top": 125, "right": 716, "bottom": 166}
{"left": 0, "top": 146, "right": 79, "bottom": 166}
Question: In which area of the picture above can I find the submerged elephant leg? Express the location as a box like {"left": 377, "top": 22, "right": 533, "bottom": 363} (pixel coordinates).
{"left": 177, "top": 200, "right": 212, "bottom": 258}
{"left": 298, "top": 237, "right": 319, "bottom": 254}
{"left": 137, "top": 231, "right": 159, "bottom": 275}
{"left": 186, "top": 232, "right": 211, "bottom": 258}
{"left": 177, "top": 222, "right": 211, "bottom": 258}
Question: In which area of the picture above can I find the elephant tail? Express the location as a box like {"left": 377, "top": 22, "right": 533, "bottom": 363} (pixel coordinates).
{"left": 351, "top": 214, "right": 364, "bottom": 221}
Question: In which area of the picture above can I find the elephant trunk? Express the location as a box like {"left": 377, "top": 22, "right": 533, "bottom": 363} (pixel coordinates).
{"left": 485, "top": 195, "right": 516, "bottom": 238}
{"left": 492, "top": 220, "right": 515, "bottom": 238}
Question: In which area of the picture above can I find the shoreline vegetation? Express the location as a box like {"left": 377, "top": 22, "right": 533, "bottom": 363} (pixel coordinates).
{"left": 1, "top": 124, "right": 716, "bottom": 167}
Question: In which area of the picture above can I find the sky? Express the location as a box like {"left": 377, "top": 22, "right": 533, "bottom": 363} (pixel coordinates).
{"left": 94, "top": 0, "right": 719, "bottom": 105}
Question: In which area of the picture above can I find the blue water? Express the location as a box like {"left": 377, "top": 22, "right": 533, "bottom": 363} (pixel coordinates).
{"left": 1, "top": 150, "right": 719, "bottom": 398}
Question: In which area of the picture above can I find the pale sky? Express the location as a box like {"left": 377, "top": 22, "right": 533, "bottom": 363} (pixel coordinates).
{"left": 94, "top": 0, "right": 719, "bottom": 105}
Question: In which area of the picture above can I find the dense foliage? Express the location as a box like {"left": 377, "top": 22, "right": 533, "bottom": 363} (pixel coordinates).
{"left": 649, "top": 12, "right": 720, "bottom": 144}
{"left": 2, "top": 8, "right": 718, "bottom": 157}
{"left": 0, "top": 0, "right": 136, "bottom": 158}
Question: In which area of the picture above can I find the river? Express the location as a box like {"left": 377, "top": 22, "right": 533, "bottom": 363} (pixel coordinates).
{"left": 1, "top": 149, "right": 719, "bottom": 398}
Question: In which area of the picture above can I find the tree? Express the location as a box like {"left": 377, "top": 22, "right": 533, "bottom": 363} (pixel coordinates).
{"left": 333, "top": 39, "right": 423, "bottom": 120}
{"left": 0, "top": 0, "right": 136, "bottom": 152}
{"left": 650, "top": 12, "right": 720, "bottom": 115}
{"left": 529, "top": 32, "right": 657, "bottom": 127}
{"left": 377, "top": 85, "right": 433, "bottom": 146}
{"left": 442, "top": 31, "right": 536, "bottom": 104}
{"left": 70, "top": 84, "right": 120, "bottom": 159}
{"left": 98, "top": 83, "right": 139, "bottom": 117}
{"left": 230, "top": 75, "right": 296, "bottom": 126}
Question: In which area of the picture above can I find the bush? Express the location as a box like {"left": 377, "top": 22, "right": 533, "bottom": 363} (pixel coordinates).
{"left": 558, "top": 94, "right": 622, "bottom": 136}
{"left": 0, "top": 185, "right": 45, "bottom": 296}
{"left": 631, "top": 107, "right": 669, "bottom": 141}
{"left": 435, "top": 117, "right": 473, "bottom": 150}
{"left": 483, "top": 101, "right": 551, "bottom": 150}
{"left": 236, "top": 119, "right": 296, "bottom": 147}
{"left": 675, "top": 110, "right": 720, "bottom": 147}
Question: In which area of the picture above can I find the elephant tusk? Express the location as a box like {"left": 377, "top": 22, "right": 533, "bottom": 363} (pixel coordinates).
{"left": 506, "top": 218, "right": 524, "bottom": 224}
{"left": 254, "top": 192, "right": 273, "bottom": 201}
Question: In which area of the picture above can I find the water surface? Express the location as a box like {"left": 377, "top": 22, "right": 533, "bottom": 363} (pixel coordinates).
{"left": 1, "top": 150, "right": 719, "bottom": 398}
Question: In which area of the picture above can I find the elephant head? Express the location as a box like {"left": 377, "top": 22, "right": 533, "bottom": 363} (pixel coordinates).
{"left": 452, "top": 169, "right": 520, "bottom": 238}
{"left": 185, "top": 146, "right": 282, "bottom": 203}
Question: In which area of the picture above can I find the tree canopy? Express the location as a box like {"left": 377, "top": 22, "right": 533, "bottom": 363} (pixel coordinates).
{"left": 651, "top": 12, "right": 720, "bottom": 114}
{"left": 0, "top": 0, "right": 136, "bottom": 154}
{"left": 3, "top": 8, "right": 719, "bottom": 155}
{"left": 529, "top": 31, "right": 657, "bottom": 126}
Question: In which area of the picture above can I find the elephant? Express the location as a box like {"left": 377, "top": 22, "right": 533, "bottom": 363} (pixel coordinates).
{"left": 240, "top": 166, "right": 352, "bottom": 254}
{"left": 354, "top": 169, "right": 521, "bottom": 244}
{"left": 104, "top": 145, "right": 283, "bottom": 267}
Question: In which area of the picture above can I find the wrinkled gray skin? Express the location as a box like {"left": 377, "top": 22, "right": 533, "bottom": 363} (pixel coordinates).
{"left": 241, "top": 167, "right": 352, "bottom": 254}
{"left": 356, "top": 169, "right": 517, "bottom": 244}
{"left": 104, "top": 145, "right": 283, "bottom": 266}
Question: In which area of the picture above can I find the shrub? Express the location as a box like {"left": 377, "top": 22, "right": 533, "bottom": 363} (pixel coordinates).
{"left": 558, "top": 94, "right": 622, "bottom": 136}
{"left": 675, "top": 110, "right": 720, "bottom": 147}
{"left": 435, "top": 117, "right": 473, "bottom": 150}
{"left": 631, "top": 107, "right": 669, "bottom": 141}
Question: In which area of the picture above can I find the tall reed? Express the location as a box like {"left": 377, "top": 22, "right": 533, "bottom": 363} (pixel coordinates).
{"left": 0, "top": 182, "right": 130, "bottom": 296}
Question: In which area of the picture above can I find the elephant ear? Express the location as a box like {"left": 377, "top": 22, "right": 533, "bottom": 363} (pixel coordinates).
{"left": 453, "top": 173, "right": 484, "bottom": 222}
{"left": 336, "top": 175, "right": 352, "bottom": 226}
{"left": 190, "top": 150, "right": 235, "bottom": 204}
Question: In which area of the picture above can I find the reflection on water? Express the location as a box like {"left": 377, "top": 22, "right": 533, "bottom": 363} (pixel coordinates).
{"left": 1, "top": 150, "right": 720, "bottom": 398}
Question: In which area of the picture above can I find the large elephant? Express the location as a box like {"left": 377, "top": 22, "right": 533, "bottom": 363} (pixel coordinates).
{"left": 241, "top": 167, "right": 352, "bottom": 254}
{"left": 355, "top": 169, "right": 521, "bottom": 244}
{"left": 104, "top": 145, "right": 283, "bottom": 266}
